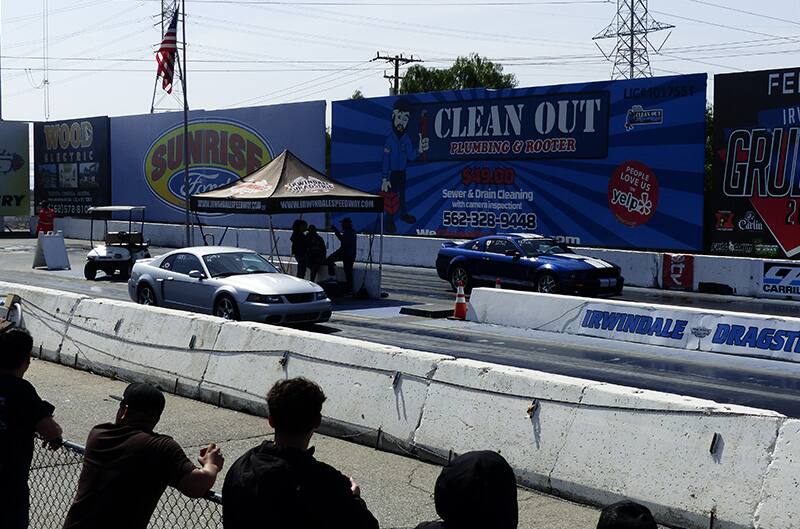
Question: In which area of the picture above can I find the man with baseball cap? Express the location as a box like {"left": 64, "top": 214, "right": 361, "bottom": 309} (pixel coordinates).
{"left": 64, "top": 382, "right": 224, "bottom": 529}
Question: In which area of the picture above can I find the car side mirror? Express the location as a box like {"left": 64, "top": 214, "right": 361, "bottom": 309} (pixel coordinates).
{"left": 188, "top": 270, "right": 205, "bottom": 280}
{"left": 505, "top": 249, "right": 521, "bottom": 260}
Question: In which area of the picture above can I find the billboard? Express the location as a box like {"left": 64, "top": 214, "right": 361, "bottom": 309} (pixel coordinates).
{"left": 710, "top": 67, "right": 800, "bottom": 258}
{"left": 33, "top": 117, "right": 111, "bottom": 216}
{"left": 331, "top": 74, "right": 707, "bottom": 250}
{"left": 0, "top": 122, "right": 30, "bottom": 217}
{"left": 110, "top": 101, "right": 326, "bottom": 226}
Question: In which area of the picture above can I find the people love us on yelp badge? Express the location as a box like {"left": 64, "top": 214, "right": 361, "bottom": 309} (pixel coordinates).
{"left": 608, "top": 160, "right": 660, "bottom": 227}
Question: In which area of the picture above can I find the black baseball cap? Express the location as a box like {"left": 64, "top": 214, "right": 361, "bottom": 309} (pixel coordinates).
{"left": 121, "top": 383, "right": 166, "bottom": 417}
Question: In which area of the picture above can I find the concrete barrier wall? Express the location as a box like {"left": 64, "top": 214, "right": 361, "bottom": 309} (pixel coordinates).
{"left": 3, "top": 279, "right": 798, "bottom": 528}
{"left": 578, "top": 247, "right": 660, "bottom": 288}
{"left": 468, "top": 288, "right": 800, "bottom": 363}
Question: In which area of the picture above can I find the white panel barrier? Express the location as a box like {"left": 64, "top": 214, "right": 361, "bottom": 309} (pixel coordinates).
{"left": 3, "top": 279, "right": 799, "bottom": 529}
{"left": 468, "top": 288, "right": 800, "bottom": 363}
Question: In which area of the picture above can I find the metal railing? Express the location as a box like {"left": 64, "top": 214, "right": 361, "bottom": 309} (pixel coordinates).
{"left": 29, "top": 438, "right": 223, "bottom": 529}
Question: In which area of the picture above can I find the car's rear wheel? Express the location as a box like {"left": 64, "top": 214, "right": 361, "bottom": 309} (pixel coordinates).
{"left": 449, "top": 265, "right": 471, "bottom": 292}
{"left": 137, "top": 284, "right": 157, "bottom": 306}
{"left": 536, "top": 272, "right": 559, "bottom": 294}
{"left": 213, "top": 295, "right": 240, "bottom": 321}
{"left": 84, "top": 262, "right": 97, "bottom": 281}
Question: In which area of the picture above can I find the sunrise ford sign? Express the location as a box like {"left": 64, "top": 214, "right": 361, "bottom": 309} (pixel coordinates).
{"left": 111, "top": 102, "right": 325, "bottom": 226}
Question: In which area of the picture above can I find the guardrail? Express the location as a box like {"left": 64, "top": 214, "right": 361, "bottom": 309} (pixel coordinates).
{"left": 30, "top": 438, "right": 223, "bottom": 529}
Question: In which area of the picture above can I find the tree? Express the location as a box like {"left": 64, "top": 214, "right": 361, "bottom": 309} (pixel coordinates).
{"left": 399, "top": 53, "right": 517, "bottom": 94}
{"left": 350, "top": 89, "right": 365, "bottom": 99}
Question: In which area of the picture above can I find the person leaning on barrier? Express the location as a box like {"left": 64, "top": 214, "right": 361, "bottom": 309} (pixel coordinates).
{"left": 596, "top": 500, "right": 657, "bottom": 529}
{"left": 222, "top": 377, "right": 379, "bottom": 529}
{"left": 0, "top": 327, "right": 63, "bottom": 529}
{"left": 415, "top": 450, "right": 518, "bottom": 529}
{"left": 63, "top": 382, "right": 224, "bottom": 529}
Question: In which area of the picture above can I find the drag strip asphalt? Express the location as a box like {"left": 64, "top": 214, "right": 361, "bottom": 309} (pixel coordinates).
{"left": 2, "top": 238, "right": 800, "bottom": 416}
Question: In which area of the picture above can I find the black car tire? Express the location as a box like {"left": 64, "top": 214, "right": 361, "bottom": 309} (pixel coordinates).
{"left": 449, "top": 265, "right": 472, "bottom": 292}
{"left": 84, "top": 262, "right": 97, "bottom": 281}
{"left": 213, "top": 295, "right": 240, "bottom": 321}
{"left": 536, "top": 272, "right": 560, "bottom": 294}
{"left": 137, "top": 284, "right": 157, "bottom": 306}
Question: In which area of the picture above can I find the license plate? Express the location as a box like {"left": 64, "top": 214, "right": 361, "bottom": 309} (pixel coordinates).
{"left": 599, "top": 278, "right": 617, "bottom": 288}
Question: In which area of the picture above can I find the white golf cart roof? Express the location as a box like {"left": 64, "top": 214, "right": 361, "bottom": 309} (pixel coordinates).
{"left": 87, "top": 206, "right": 146, "bottom": 213}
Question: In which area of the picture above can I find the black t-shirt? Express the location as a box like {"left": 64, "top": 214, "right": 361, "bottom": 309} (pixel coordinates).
{"left": 63, "top": 423, "right": 197, "bottom": 529}
{"left": 222, "top": 441, "right": 379, "bottom": 529}
{"left": 0, "top": 373, "right": 55, "bottom": 501}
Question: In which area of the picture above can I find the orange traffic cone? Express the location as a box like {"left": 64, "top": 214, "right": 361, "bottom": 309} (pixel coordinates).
{"left": 495, "top": 277, "right": 502, "bottom": 289}
{"left": 452, "top": 281, "right": 468, "bottom": 320}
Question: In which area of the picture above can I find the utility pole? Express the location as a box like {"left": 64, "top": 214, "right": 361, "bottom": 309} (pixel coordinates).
{"left": 593, "top": 0, "right": 674, "bottom": 80}
{"left": 373, "top": 52, "right": 421, "bottom": 95}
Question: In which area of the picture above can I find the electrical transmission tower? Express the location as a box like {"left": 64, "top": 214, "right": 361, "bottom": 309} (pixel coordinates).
{"left": 593, "top": 0, "right": 674, "bottom": 80}
{"left": 373, "top": 52, "right": 421, "bottom": 95}
{"left": 150, "top": 0, "right": 185, "bottom": 113}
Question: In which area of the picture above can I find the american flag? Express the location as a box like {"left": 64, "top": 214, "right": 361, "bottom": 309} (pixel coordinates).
{"left": 155, "top": 10, "right": 179, "bottom": 94}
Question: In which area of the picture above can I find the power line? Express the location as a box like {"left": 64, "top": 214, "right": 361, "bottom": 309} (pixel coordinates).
{"left": 686, "top": 0, "right": 800, "bottom": 28}
{"left": 652, "top": 9, "right": 799, "bottom": 40}
{"left": 111, "top": 0, "right": 612, "bottom": 4}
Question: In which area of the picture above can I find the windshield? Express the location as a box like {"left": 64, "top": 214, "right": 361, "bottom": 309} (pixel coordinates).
{"left": 518, "top": 239, "right": 573, "bottom": 257}
{"left": 203, "top": 252, "right": 278, "bottom": 278}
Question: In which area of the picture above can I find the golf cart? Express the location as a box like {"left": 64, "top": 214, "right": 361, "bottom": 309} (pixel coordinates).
{"left": 84, "top": 206, "right": 150, "bottom": 280}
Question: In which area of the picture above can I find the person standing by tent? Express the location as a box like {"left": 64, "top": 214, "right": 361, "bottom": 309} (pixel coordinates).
{"left": 326, "top": 218, "right": 356, "bottom": 293}
{"left": 306, "top": 225, "right": 327, "bottom": 282}
{"left": 35, "top": 200, "right": 56, "bottom": 235}
{"left": 290, "top": 219, "right": 309, "bottom": 279}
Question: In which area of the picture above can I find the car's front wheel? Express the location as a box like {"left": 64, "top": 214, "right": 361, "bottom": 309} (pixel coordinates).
{"left": 137, "top": 284, "right": 157, "bottom": 306}
{"left": 213, "top": 295, "right": 240, "bottom": 321}
{"left": 536, "top": 272, "right": 560, "bottom": 294}
{"left": 449, "top": 265, "right": 471, "bottom": 292}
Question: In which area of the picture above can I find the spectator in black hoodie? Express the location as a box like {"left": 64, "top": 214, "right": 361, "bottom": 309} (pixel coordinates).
{"left": 596, "top": 501, "right": 657, "bottom": 529}
{"left": 415, "top": 450, "right": 518, "bottom": 529}
{"left": 223, "top": 377, "right": 379, "bottom": 529}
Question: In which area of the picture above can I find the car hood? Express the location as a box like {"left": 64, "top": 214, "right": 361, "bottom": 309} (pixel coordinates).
{"left": 217, "top": 273, "right": 321, "bottom": 294}
{"left": 532, "top": 253, "right": 616, "bottom": 271}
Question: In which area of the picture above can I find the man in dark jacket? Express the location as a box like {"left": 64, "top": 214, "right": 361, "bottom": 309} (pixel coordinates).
{"left": 0, "top": 328, "right": 63, "bottom": 529}
{"left": 223, "top": 377, "right": 379, "bottom": 529}
{"left": 325, "top": 218, "right": 357, "bottom": 292}
{"left": 415, "top": 450, "right": 518, "bottom": 529}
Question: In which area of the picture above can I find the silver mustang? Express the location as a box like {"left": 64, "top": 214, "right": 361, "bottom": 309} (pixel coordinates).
{"left": 127, "top": 247, "right": 331, "bottom": 325}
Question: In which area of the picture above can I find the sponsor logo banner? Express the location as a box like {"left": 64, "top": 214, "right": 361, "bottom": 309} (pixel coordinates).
{"left": 111, "top": 103, "right": 325, "bottom": 226}
{"left": 0, "top": 122, "right": 30, "bottom": 216}
{"left": 762, "top": 262, "right": 800, "bottom": 299}
{"left": 662, "top": 254, "right": 694, "bottom": 291}
{"left": 710, "top": 67, "right": 800, "bottom": 257}
{"left": 332, "top": 74, "right": 706, "bottom": 250}
{"left": 33, "top": 117, "right": 109, "bottom": 216}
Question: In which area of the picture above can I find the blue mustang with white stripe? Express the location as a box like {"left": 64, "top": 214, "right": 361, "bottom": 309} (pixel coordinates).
{"left": 435, "top": 234, "right": 624, "bottom": 296}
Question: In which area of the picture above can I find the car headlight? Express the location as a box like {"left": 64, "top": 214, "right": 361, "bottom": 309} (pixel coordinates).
{"left": 247, "top": 294, "right": 283, "bottom": 303}
{"left": 314, "top": 290, "right": 328, "bottom": 300}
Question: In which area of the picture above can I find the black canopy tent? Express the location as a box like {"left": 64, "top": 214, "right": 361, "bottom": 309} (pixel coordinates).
{"left": 190, "top": 150, "right": 385, "bottom": 289}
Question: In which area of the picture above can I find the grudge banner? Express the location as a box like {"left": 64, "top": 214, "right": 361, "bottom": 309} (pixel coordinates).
{"left": 331, "top": 74, "right": 707, "bottom": 250}
{"left": 110, "top": 101, "right": 325, "bottom": 227}
{"left": 710, "top": 67, "right": 800, "bottom": 258}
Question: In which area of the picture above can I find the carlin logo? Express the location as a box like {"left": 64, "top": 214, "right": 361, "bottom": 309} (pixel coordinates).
{"left": 738, "top": 211, "right": 764, "bottom": 232}
{"left": 285, "top": 176, "right": 334, "bottom": 194}
{"left": 145, "top": 119, "right": 271, "bottom": 210}
{"left": 624, "top": 105, "right": 663, "bottom": 131}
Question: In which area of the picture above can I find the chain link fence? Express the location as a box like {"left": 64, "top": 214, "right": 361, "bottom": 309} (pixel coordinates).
{"left": 29, "top": 439, "right": 223, "bottom": 529}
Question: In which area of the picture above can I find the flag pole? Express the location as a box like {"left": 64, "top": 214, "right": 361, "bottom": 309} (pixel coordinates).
{"left": 180, "top": 0, "right": 191, "bottom": 247}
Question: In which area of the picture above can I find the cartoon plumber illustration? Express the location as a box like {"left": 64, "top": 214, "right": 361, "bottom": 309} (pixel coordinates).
{"left": 381, "top": 98, "right": 429, "bottom": 233}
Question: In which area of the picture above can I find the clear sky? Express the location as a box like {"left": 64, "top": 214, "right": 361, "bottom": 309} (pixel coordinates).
{"left": 1, "top": 0, "right": 798, "bottom": 124}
